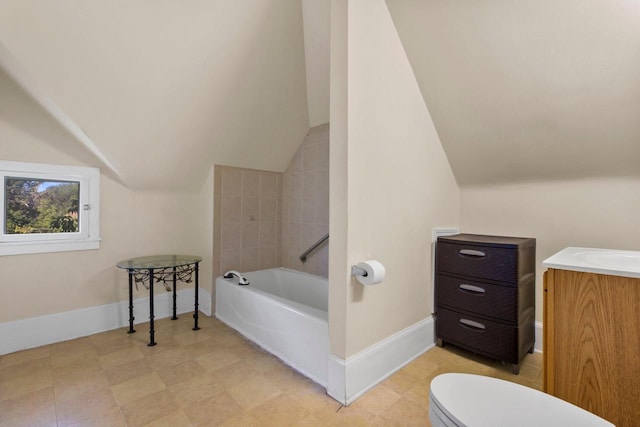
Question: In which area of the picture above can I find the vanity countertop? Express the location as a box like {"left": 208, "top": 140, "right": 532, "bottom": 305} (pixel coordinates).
{"left": 543, "top": 247, "right": 640, "bottom": 279}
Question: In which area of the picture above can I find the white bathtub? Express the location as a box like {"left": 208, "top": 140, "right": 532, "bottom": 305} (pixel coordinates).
{"left": 215, "top": 268, "right": 329, "bottom": 386}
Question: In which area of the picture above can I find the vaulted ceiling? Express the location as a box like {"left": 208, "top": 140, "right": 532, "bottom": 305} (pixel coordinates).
{"left": 0, "top": 0, "right": 315, "bottom": 191}
{"left": 386, "top": 0, "right": 640, "bottom": 185}
{"left": 2, "top": 1, "right": 639, "bottom": 191}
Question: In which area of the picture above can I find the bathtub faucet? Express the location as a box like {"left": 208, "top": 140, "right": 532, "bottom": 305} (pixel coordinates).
{"left": 223, "top": 270, "right": 249, "bottom": 285}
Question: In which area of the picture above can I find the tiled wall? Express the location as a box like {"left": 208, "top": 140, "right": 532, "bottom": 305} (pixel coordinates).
{"left": 213, "top": 166, "right": 282, "bottom": 279}
{"left": 213, "top": 123, "right": 329, "bottom": 279}
{"left": 281, "top": 124, "right": 330, "bottom": 277}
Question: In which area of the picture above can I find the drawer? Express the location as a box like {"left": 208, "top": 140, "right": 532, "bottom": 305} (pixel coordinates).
{"left": 436, "top": 307, "right": 519, "bottom": 363}
{"left": 436, "top": 274, "right": 517, "bottom": 322}
{"left": 436, "top": 241, "right": 518, "bottom": 284}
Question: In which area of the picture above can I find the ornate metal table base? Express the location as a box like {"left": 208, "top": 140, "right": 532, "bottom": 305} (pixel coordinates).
{"left": 117, "top": 255, "right": 202, "bottom": 346}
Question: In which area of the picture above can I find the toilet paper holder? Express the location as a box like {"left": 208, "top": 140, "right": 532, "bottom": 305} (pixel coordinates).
{"left": 351, "top": 265, "right": 368, "bottom": 277}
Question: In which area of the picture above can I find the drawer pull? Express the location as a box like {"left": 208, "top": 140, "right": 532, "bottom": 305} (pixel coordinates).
{"left": 458, "top": 284, "right": 486, "bottom": 295}
{"left": 458, "top": 249, "right": 486, "bottom": 258}
{"left": 459, "top": 318, "right": 486, "bottom": 332}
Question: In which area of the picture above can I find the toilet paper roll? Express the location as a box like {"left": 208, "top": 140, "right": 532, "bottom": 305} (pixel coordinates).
{"left": 355, "top": 260, "right": 386, "bottom": 285}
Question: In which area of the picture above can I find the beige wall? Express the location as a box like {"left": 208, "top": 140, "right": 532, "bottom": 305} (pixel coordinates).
{"left": 330, "top": 0, "right": 460, "bottom": 358}
{"left": 329, "top": 0, "right": 349, "bottom": 359}
{"left": 460, "top": 177, "right": 640, "bottom": 322}
{"left": 212, "top": 165, "right": 282, "bottom": 279}
{"left": 302, "top": 0, "right": 330, "bottom": 127}
{"left": 281, "top": 124, "right": 330, "bottom": 277}
{"left": 0, "top": 81, "right": 213, "bottom": 324}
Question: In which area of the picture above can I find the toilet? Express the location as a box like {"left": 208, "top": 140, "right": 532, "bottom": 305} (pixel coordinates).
{"left": 429, "top": 373, "right": 614, "bottom": 427}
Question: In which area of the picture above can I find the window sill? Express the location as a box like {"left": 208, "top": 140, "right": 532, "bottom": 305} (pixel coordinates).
{"left": 0, "top": 238, "right": 101, "bottom": 256}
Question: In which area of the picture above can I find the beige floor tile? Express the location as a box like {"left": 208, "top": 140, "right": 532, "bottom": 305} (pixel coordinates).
{"left": 226, "top": 340, "right": 264, "bottom": 360}
{"left": 0, "top": 369, "right": 53, "bottom": 402}
{"left": 0, "top": 387, "right": 56, "bottom": 427}
{"left": 112, "top": 371, "right": 166, "bottom": 406}
{"left": 168, "top": 370, "right": 225, "bottom": 408}
{"left": 99, "top": 346, "right": 145, "bottom": 370}
{"left": 248, "top": 394, "right": 310, "bottom": 426}
{"left": 402, "top": 378, "right": 431, "bottom": 407}
{"left": 105, "top": 357, "right": 155, "bottom": 386}
{"left": 318, "top": 405, "right": 379, "bottom": 427}
{"left": 172, "top": 328, "right": 211, "bottom": 347}
{"left": 286, "top": 382, "right": 342, "bottom": 415}
{"left": 120, "top": 389, "right": 181, "bottom": 427}
{"left": 0, "top": 355, "right": 51, "bottom": 382}
{"left": 49, "top": 337, "right": 97, "bottom": 368}
{"left": 92, "top": 334, "right": 140, "bottom": 356}
{"left": 89, "top": 327, "right": 131, "bottom": 346}
{"left": 52, "top": 355, "right": 103, "bottom": 381}
{"left": 56, "top": 387, "right": 125, "bottom": 427}
{"left": 145, "top": 347, "right": 194, "bottom": 371}
{"left": 143, "top": 409, "right": 192, "bottom": 427}
{"left": 349, "top": 383, "right": 402, "bottom": 416}
{"left": 155, "top": 359, "right": 207, "bottom": 386}
{"left": 402, "top": 350, "right": 452, "bottom": 380}
{"left": 292, "top": 414, "right": 326, "bottom": 427}
{"left": 243, "top": 352, "right": 285, "bottom": 374}
{"left": 218, "top": 413, "right": 263, "bottom": 427}
{"left": 0, "top": 314, "right": 543, "bottom": 427}
{"left": 53, "top": 371, "right": 112, "bottom": 404}
{"left": 261, "top": 362, "right": 313, "bottom": 393}
{"left": 381, "top": 368, "right": 422, "bottom": 395}
{"left": 183, "top": 391, "right": 242, "bottom": 426}
{"left": 212, "top": 360, "right": 259, "bottom": 389}
{"left": 379, "top": 396, "right": 430, "bottom": 427}
{"left": 183, "top": 337, "right": 221, "bottom": 357}
{"left": 212, "top": 329, "right": 247, "bottom": 347}
{"left": 0, "top": 345, "right": 50, "bottom": 369}
{"left": 228, "top": 374, "right": 283, "bottom": 410}
{"left": 194, "top": 347, "right": 240, "bottom": 372}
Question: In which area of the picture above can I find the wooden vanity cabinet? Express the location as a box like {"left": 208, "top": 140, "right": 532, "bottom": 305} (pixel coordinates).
{"left": 543, "top": 268, "right": 640, "bottom": 427}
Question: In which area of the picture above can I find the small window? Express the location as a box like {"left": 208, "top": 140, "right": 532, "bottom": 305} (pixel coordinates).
{"left": 0, "top": 160, "right": 100, "bottom": 255}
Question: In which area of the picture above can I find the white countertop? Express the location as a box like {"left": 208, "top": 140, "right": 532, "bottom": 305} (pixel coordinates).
{"left": 543, "top": 247, "right": 640, "bottom": 279}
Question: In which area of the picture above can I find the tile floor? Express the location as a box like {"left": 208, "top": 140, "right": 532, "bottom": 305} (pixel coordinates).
{"left": 0, "top": 315, "right": 542, "bottom": 426}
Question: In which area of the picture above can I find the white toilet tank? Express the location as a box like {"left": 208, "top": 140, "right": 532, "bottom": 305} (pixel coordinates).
{"left": 429, "top": 373, "right": 614, "bottom": 427}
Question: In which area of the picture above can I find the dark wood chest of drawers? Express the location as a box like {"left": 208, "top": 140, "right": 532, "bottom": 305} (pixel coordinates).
{"left": 435, "top": 233, "right": 536, "bottom": 374}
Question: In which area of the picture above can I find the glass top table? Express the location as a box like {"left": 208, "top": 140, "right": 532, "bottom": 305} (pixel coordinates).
{"left": 117, "top": 254, "right": 202, "bottom": 270}
{"left": 116, "top": 254, "right": 202, "bottom": 346}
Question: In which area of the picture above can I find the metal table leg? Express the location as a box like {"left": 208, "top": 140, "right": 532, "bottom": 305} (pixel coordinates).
{"left": 171, "top": 266, "right": 178, "bottom": 320}
{"left": 192, "top": 262, "right": 200, "bottom": 331}
{"left": 127, "top": 271, "right": 136, "bottom": 334}
{"left": 148, "top": 268, "right": 156, "bottom": 346}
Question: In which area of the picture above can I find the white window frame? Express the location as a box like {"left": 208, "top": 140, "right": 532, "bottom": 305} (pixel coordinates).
{"left": 0, "top": 160, "right": 100, "bottom": 256}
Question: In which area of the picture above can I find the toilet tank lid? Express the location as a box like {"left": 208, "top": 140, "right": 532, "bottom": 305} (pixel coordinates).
{"left": 429, "top": 373, "right": 614, "bottom": 427}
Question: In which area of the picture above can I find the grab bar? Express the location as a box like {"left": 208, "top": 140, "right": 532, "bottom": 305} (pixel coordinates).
{"left": 299, "top": 233, "right": 329, "bottom": 263}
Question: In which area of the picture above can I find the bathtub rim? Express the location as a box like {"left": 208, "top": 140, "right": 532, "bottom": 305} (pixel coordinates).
{"left": 216, "top": 267, "right": 328, "bottom": 321}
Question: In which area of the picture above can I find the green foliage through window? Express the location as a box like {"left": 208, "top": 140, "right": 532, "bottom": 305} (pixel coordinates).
{"left": 4, "top": 178, "right": 80, "bottom": 234}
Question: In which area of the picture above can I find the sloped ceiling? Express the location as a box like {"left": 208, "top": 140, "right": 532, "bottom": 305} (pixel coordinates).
{"left": 386, "top": 0, "right": 640, "bottom": 186}
{"left": 0, "top": 67, "right": 117, "bottom": 174}
{"left": 0, "top": 0, "right": 310, "bottom": 191}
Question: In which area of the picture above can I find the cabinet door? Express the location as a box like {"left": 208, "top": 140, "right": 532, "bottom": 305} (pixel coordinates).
{"left": 545, "top": 268, "right": 640, "bottom": 427}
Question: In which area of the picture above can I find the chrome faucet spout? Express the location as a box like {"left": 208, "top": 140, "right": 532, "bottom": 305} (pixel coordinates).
{"left": 223, "top": 270, "right": 249, "bottom": 285}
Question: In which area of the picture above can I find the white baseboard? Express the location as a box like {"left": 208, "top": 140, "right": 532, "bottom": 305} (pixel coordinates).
{"left": 0, "top": 287, "right": 212, "bottom": 355}
{"left": 327, "top": 316, "right": 544, "bottom": 405}
{"left": 327, "top": 316, "right": 435, "bottom": 405}
{"left": 534, "top": 321, "right": 543, "bottom": 353}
